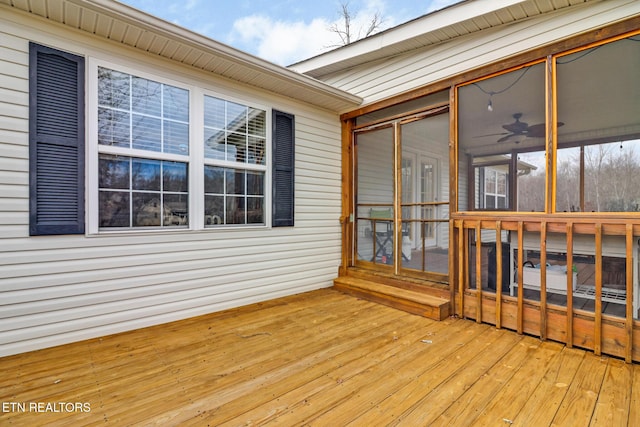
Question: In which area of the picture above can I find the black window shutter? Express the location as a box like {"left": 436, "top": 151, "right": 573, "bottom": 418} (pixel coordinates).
{"left": 272, "top": 110, "right": 295, "bottom": 227}
{"left": 29, "top": 43, "right": 85, "bottom": 235}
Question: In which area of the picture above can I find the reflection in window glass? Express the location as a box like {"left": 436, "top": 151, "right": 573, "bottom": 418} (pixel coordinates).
{"left": 458, "top": 63, "right": 546, "bottom": 211}
{"left": 132, "top": 115, "right": 161, "bottom": 152}
{"left": 204, "top": 165, "right": 265, "bottom": 226}
{"left": 98, "top": 67, "right": 189, "bottom": 155}
{"left": 203, "top": 95, "right": 267, "bottom": 227}
{"left": 99, "top": 155, "right": 188, "bottom": 228}
{"left": 98, "top": 108, "right": 129, "bottom": 147}
{"left": 163, "top": 85, "right": 189, "bottom": 122}
{"left": 132, "top": 158, "right": 160, "bottom": 191}
{"left": 131, "top": 77, "right": 161, "bottom": 116}
{"left": 164, "top": 121, "right": 188, "bottom": 155}
{"left": 204, "top": 95, "right": 266, "bottom": 165}
{"left": 556, "top": 36, "right": 640, "bottom": 212}
{"left": 98, "top": 69, "right": 129, "bottom": 108}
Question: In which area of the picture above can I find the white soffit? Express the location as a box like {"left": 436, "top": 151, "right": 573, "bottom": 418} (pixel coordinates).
{"left": 0, "top": 0, "right": 362, "bottom": 112}
{"left": 290, "top": 0, "right": 594, "bottom": 77}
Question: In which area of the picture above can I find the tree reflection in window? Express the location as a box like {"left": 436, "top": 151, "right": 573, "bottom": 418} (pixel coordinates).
{"left": 555, "top": 35, "right": 640, "bottom": 212}
{"left": 99, "top": 155, "right": 188, "bottom": 228}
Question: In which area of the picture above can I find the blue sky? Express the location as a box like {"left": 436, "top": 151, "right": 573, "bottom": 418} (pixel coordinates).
{"left": 118, "top": 0, "right": 462, "bottom": 65}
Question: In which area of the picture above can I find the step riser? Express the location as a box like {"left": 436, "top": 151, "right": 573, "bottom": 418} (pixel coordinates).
{"left": 333, "top": 278, "right": 450, "bottom": 321}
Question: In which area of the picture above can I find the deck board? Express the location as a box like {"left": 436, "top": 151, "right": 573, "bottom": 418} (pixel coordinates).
{"left": 1, "top": 288, "right": 638, "bottom": 426}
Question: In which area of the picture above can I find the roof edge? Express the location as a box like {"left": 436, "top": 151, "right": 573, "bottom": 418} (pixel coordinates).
{"left": 12, "top": 0, "right": 363, "bottom": 110}
{"left": 290, "top": 0, "right": 527, "bottom": 75}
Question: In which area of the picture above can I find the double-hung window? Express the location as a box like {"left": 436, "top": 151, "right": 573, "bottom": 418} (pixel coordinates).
{"left": 203, "top": 95, "right": 267, "bottom": 226}
{"left": 97, "top": 67, "right": 190, "bottom": 229}
{"left": 484, "top": 169, "right": 507, "bottom": 209}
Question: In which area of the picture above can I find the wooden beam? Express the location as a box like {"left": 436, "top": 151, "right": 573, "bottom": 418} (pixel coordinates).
{"left": 449, "top": 86, "right": 458, "bottom": 214}
{"left": 547, "top": 56, "right": 555, "bottom": 214}
{"left": 340, "top": 119, "right": 354, "bottom": 275}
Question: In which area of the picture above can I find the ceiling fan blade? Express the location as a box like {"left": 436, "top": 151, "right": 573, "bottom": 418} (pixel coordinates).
{"left": 497, "top": 134, "right": 517, "bottom": 143}
{"left": 473, "top": 132, "right": 510, "bottom": 138}
{"left": 525, "top": 123, "right": 545, "bottom": 138}
{"left": 524, "top": 122, "right": 565, "bottom": 138}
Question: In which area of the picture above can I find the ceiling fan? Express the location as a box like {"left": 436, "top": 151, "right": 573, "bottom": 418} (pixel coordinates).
{"left": 477, "top": 113, "right": 563, "bottom": 143}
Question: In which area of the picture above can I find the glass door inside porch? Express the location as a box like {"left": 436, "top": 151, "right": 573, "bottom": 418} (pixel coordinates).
{"left": 354, "top": 112, "right": 449, "bottom": 280}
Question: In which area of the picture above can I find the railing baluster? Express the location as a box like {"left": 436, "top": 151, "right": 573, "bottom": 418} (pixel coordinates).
{"left": 475, "top": 222, "right": 482, "bottom": 323}
{"left": 450, "top": 215, "right": 637, "bottom": 362}
{"left": 540, "top": 221, "right": 547, "bottom": 341}
{"left": 626, "top": 223, "right": 634, "bottom": 363}
{"left": 449, "top": 219, "right": 456, "bottom": 315}
{"left": 496, "top": 220, "right": 503, "bottom": 330}
{"left": 594, "top": 223, "right": 602, "bottom": 356}
{"left": 458, "top": 220, "right": 465, "bottom": 318}
{"left": 517, "top": 221, "right": 524, "bottom": 335}
{"left": 566, "top": 222, "right": 574, "bottom": 348}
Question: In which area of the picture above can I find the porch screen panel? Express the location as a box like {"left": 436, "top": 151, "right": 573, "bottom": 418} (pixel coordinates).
{"left": 355, "top": 127, "right": 394, "bottom": 264}
{"left": 556, "top": 35, "right": 640, "bottom": 213}
{"left": 399, "top": 113, "right": 450, "bottom": 275}
{"left": 457, "top": 62, "right": 546, "bottom": 212}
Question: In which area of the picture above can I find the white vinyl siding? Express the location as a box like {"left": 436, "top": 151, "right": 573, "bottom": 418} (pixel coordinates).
{"left": 0, "top": 14, "right": 342, "bottom": 356}
{"left": 316, "top": 1, "right": 640, "bottom": 104}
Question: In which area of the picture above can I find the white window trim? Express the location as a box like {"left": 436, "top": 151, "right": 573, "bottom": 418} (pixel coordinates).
{"left": 484, "top": 169, "right": 507, "bottom": 209}
{"left": 86, "top": 58, "right": 272, "bottom": 235}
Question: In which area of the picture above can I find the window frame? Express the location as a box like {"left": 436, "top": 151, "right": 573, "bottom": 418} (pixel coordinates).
{"left": 202, "top": 91, "right": 270, "bottom": 228}
{"left": 483, "top": 168, "right": 508, "bottom": 210}
{"left": 87, "top": 58, "right": 273, "bottom": 234}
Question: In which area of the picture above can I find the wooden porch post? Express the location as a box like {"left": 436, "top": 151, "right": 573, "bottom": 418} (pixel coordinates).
{"left": 339, "top": 119, "right": 354, "bottom": 276}
{"left": 626, "top": 223, "right": 634, "bottom": 363}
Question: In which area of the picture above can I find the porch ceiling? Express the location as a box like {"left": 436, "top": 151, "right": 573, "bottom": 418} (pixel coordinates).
{"left": 0, "top": 0, "right": 362, "bottom": 113}
{"left": 1, "top": 288, "right": 638, "bottom": 425}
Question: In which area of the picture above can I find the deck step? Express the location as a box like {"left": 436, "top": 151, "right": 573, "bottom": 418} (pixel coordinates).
{"left": 333, "top": 276, "right": 450, "bottom": 321}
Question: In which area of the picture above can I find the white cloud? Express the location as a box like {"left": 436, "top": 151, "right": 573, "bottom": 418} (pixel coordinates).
{"left": 231, "top": 15, "right": 335, "bottom": 66}
{"left": 230, "top": 0, "right": 397, "bottom": 65}
{"left": 228, "top": 0, "right": 462, "bottom": 65}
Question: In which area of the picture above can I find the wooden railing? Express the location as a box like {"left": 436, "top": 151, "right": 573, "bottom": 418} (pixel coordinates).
{"left": 452, "top": 214, "right": 640, "bottom": 362}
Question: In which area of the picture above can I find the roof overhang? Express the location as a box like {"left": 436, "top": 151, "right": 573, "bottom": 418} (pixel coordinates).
{"left": 0, "top": 0, "right": 362, "bottom": 113}
{"left": 290, "top": 0, "right": 592, "bottom": 78}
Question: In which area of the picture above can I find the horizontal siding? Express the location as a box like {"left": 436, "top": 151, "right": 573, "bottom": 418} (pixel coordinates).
{"left": 321, "top": 1, "right": 640, "bottom": 104}
{"left": 0, "top": 16, "right": 344, "bottom": 356}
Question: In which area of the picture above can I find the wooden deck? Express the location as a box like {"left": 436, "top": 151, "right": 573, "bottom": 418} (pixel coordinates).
{"left": 1, "top": 288, "right": 639, "bottom": 426}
